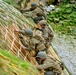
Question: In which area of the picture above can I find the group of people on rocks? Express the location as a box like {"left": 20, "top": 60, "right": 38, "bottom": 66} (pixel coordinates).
{"left": 15, "top": 2, "right": 64, "bottom": 75}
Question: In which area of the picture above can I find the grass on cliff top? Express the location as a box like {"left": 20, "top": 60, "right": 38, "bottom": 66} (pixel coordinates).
{"left": 47, "top": 3, "right": 76, "bottom": 36}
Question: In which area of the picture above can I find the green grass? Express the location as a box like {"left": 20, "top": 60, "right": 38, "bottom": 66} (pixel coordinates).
{"left": 47, "top": 3, "right": 76, "bottom": 36}
{"left": 3, "top": 0, "right": 20, "bottom": 9}
{"left": 0, "top": 48, "right": 39, "bottom": 75}
{"left": 0, "top": 48, "right": 31, "bottom": 69}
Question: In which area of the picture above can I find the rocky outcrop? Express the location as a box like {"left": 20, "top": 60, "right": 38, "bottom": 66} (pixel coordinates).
{"left": 52, "top": 34, "right": 76, "bottom": 75}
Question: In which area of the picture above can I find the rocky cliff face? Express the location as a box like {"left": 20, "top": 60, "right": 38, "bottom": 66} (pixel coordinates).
{"left": 0, "top": 1, "right": 40, "bottom": 75}
{"left": 0, "top": 0, "right": 35, "bottom": 61}
{"left": 52, "top": 34, "right": 76, "bottom": 75}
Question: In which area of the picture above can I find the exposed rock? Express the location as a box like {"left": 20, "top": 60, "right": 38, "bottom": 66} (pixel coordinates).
{"left": 52, "top": 34, "right": 76, "bottom": 75}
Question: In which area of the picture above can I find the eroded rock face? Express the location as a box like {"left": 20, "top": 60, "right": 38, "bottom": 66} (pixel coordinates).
{"left": 0, "top": 1, "right": 40, "bottom": 75}
{"left": 0, "top": 0, "right": 25, "bottom": 52}
{"left": 0, "top": 0, "right": 37, "bottom": 65}
{"left": 52, "top": 34, "right": 76, "bottom": 75}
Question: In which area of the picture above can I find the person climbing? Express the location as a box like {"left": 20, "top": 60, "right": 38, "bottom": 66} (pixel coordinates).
{"left": 38, "top": 20, "right": 54, "bottom": 49}
{"left": 14, "top": 28, "right": 48, "bottom": 56}
{"left": 35, "top": 51, "right": 64, "bottom": 75}
{"left": 21, "top": 2, "right": 46, "bottom": 24}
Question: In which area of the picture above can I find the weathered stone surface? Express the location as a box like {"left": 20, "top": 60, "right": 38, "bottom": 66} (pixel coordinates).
{"left": 52, "top": 34, "right": 76, "bottom": 75}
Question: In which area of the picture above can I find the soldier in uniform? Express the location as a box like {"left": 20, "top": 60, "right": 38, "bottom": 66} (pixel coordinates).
{"left": 38, "top": 20, "right": 54, "bottom": 48}
{"left": 35, "top": 51, "right": 64, "bottom": 75}
{"left": 15, "top": 28, "right": 48, "bottom": 56}
{"left": 21, "top": 2, "right": 46, "bottom": 24}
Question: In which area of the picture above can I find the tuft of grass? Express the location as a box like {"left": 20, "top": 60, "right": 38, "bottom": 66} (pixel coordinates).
{"left": 0, "top": 48, "right": 39, "bottom": 75}
{"left": 3, "top": 0, "right": 20, "bottom": 9}
{"left": 0, "top": 48, "right": 31, "bottom": 69}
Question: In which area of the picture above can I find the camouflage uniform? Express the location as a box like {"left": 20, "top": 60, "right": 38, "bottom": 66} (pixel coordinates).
{"left": 23, "top": 2, "right": 46, "bottom": 24}
{"left": 38, "top": 20, "right": 54, "bottom": 48}
{"left": 36, "top": 54, "right": 63, "bottom": 75}
{"left": 29, "top": 7, "right": 45, "bottom": 18}
{"left": 29, "top": 6, "right": 45, "bottom": 24}
{"left": 42, "top": 25, "right": 54, "bottom": 42}
{"left": 27, "top": 29, "right": 46, "bottom": 52}
{"left": 33, "top": 27, "right": 52, "bottom": 54}
{"left": 19, "top": 29, "right": 48, "bottom": 56}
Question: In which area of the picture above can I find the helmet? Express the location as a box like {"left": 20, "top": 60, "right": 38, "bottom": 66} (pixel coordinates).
{"left": 24, "top": 28, "right": 33, "bottom": 37}
{"left": 44, "top": 71, "right": 55, "bottom": 75}
{"left": 36, "top": 51, "right": 46, "bottom": 58}
{"left": 38, "top": 20, "right": 47, "bottom": 25}
{"left": 31, "top": 2, "right": 37, "bottom": 7}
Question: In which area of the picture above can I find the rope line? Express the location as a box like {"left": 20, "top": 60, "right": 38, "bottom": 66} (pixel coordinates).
{"left": 5, "top": 26, "right": 8, "bottom": 41}
{"left": 0, "top": 22, "right": 36, "bottom": 63}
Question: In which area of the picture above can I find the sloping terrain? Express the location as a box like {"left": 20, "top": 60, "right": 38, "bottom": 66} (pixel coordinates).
{"left": 0, "top": 48, "right": 39, "bottom": 75}
{"left": 0, "top": 1, "right": 70, "bottom": 75}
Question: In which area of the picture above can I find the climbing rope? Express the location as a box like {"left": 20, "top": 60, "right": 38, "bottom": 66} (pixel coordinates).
{"left": 0, "top": 24, "right": 33, "bottom": 62}
{"left": 0, "top": 20, "right": 37, "bottom": 64}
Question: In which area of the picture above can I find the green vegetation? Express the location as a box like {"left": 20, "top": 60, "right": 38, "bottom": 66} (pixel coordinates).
{"left": 47, "top": 3, "right": 76, "bottom": 36}
{"left": 0, "top": 48, "right": 39, "bottom": 75}
{"left": 3, "top": 0, "right": 19, "bottom": 9}
{"left": 3, "top": 0, "right": 27, "bottom": 10}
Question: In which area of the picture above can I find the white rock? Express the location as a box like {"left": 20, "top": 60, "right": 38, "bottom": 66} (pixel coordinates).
{"left": 45, "top": 5, "right": 55, "bottom": 12}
